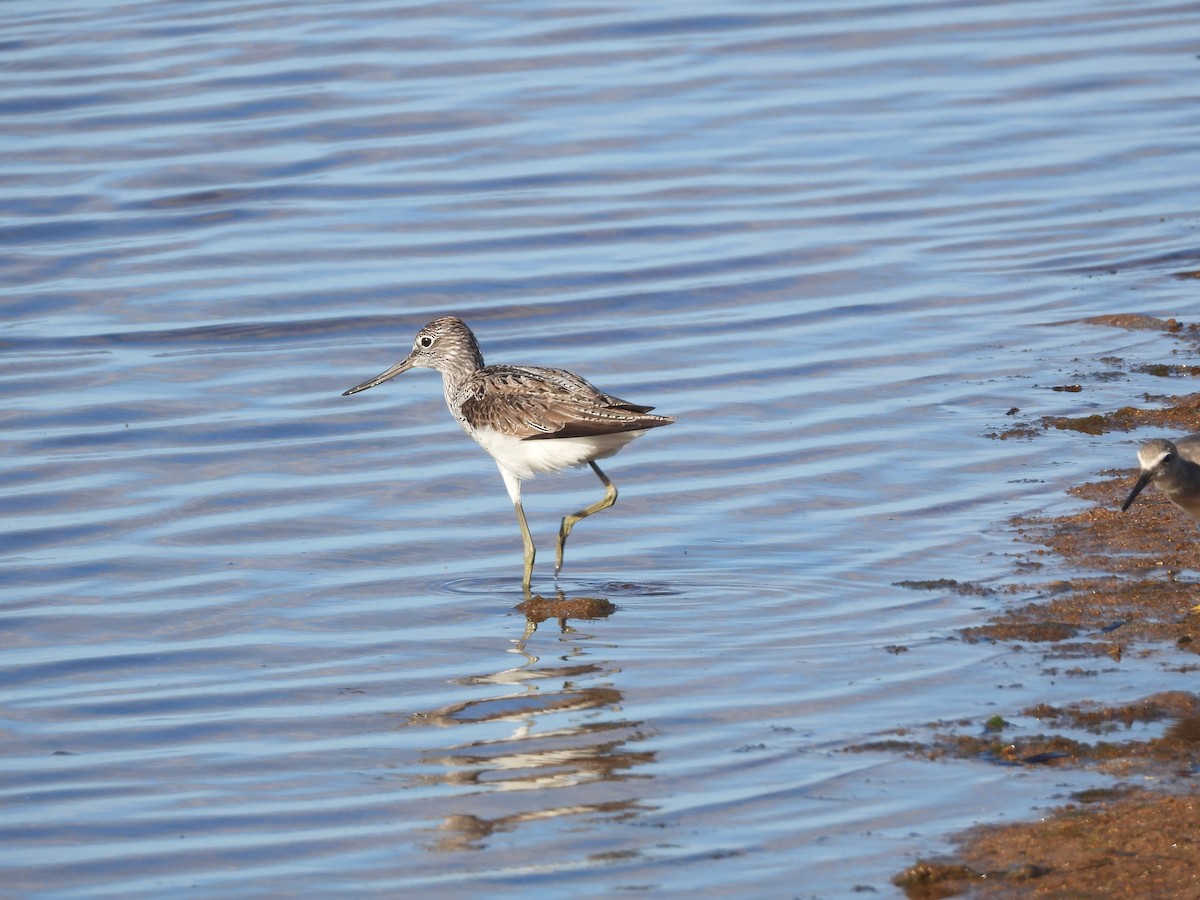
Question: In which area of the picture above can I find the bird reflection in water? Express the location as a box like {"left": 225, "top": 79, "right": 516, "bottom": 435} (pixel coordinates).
{"left": 429, "top": 800, "right": 645, "bottom": 853}
{"left": 406, "top": 595, "right": 655, "bottom": 852}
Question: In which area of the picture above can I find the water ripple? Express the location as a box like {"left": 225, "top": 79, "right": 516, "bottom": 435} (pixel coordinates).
{"left": 3, "top": 0, "right": 1199, "bottom": 895}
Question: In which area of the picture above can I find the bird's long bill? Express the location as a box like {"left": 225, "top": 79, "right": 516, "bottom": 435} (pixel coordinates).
{"left": 1121, "top": 469, "right": 1155, "bottom": 512}
{"left": 341, "top": 355, "right": 415, "bottom": 396}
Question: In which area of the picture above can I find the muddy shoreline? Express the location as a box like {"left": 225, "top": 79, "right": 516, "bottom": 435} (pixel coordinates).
{"left": 886, "top": 316, "right": 1200, "bottom": 898}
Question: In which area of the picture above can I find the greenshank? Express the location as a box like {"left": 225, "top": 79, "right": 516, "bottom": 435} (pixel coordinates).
{"left": 343, "top": 316, "right": 674, "bottom": 588}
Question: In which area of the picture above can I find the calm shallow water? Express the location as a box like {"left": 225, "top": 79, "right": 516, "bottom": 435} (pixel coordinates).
{"left": 3, "top": 0, "right": 1200, "bottom": 895}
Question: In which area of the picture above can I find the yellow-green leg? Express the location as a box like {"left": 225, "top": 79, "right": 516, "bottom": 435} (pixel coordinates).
{"left": 555, "top": 462, "right": 618, "bottom": 576}
{"left": 514, "top": 500, "right": 536, "bottom": 590}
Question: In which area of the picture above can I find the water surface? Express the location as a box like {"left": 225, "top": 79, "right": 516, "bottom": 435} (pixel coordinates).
{"left": 3, "top": 0, "right": 1200, "bottom": 895}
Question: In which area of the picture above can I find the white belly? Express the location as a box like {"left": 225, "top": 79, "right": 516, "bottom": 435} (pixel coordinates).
{"left": 470, "top": 426, "right": 648, "bottom": 481}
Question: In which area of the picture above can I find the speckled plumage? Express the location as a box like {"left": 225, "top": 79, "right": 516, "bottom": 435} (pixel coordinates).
{"left": 343, "top": 316, "right": 673, "bottom": 588}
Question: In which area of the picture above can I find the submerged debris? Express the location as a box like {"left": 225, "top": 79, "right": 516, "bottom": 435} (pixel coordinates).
{"left": 515, "top": 594, "right": 616, "bottom": 630}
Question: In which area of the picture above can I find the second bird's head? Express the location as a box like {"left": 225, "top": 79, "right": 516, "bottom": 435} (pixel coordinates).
{"left": 1121, "top": 438, "right": 1181, "bottom": 512}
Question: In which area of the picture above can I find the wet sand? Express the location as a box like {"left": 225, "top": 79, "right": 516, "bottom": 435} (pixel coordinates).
{"left": 886, "top": 316, "right": 1200, "bottom": 898}
{"left": 895, "top": 792, "right": 1200, "bottom": 898}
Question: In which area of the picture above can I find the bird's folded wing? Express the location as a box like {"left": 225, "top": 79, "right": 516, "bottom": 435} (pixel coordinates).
{"left": 458, "top": 367, "right": 663, "bottom": 440}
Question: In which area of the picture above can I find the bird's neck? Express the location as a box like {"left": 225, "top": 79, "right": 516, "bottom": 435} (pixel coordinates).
{"left": 436, "top": 345, "right": 485, "bottom": 406}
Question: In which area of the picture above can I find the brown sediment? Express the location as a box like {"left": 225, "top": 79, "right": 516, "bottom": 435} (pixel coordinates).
{"left": 987, "top": 313, "right": 1200, "bottom": 441}
{"left": 1045, "top": 393, "right": 1200, "bottom": 436}
{"left": 1134, "top": 363, "right": 1200, "bottom": 377}
{"left": 515, "top": 594, "right": 616, "bottom": 628}
{"left": 895, "top": 792, "right": 1200, "bottom": 899}
{"left": 890, "top": 318, "right": 1200, "bottom": 897}
{"left": 966, "top": 475, "right": 1200, "bottom": 651}
{"left": 893, "top": 578, "right": 997, "bottom": 596}
{"left": 851, "top": 690, "right": 1200, "bottom": 774}
{"left": 991, "top": 394, "right": 1200, "bottom": 439}
{"left": 1078, "top": 313, "right": 1188, "bottom": 332}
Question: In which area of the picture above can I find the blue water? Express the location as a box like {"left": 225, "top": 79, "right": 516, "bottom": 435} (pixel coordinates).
{"left": 3, "top": 0, "right": 1199, "bottom": 895}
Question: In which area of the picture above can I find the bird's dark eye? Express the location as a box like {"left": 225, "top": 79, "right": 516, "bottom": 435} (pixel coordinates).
{"left": 420, "top": 336, "right": 433, "bottom": 348}
{"left": 1164, "top": 453, "right": 1174, "bottom": 463}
